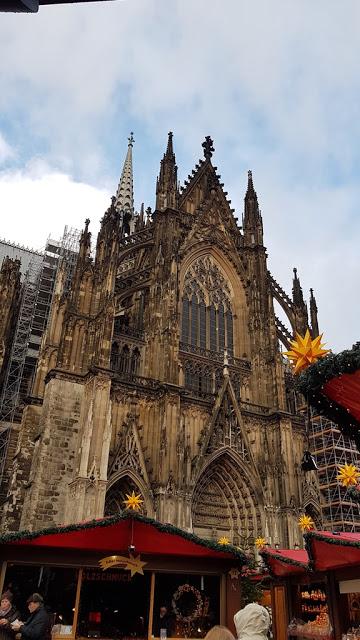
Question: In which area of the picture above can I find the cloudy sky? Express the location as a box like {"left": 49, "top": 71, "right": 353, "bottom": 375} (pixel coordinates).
{"left": 0, "top": 0, "right": 359, "bottom": 351}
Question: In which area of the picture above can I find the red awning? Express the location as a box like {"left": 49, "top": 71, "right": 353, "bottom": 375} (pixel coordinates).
{"left": 323, "top": 369, "right": 360, "bottom": 424}
{"left": 2, "top": 513, "right": 245, "bottom": 562}
{"left": 306, "top": 531, "right": 360, "bottom": 572}
{"left": 261, "top": 548, "right": 310, "bottom": 577}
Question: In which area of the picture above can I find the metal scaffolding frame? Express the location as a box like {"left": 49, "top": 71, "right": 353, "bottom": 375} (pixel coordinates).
{"left": 45, "top": 226, "right": 81, "bottom": 298}
{"left": 0, "top": 226, "right": 81, "bottom": 495}
{"left": 310, "top": 414, "right": 360, "bottom": 531}
{"left": 0, "top": 256, "right": 44, "bottom": 488}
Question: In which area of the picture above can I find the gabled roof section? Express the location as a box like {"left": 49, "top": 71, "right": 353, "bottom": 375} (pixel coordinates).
{"left": 261, "top": 548, "right": 310, "bottom": 577}
{"left": 0, "top": 512, "right": 247, "bottom": 562}
{"left": 179, "top": 137, "right": 241, "bottom": 236}
{"left": 197, "top": 372, "right": 260, "bottom": 481}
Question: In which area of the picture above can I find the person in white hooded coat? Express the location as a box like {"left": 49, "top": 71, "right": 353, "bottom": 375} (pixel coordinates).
{"left": 234, "top": 603, "right": 270, "bottom": 640}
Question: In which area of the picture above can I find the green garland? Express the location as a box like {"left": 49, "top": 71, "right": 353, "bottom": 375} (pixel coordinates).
{"left": 348, "top": 486, "right": 360, "bottom": 503}
{"left": 305, "top": 530, "right": 360, "bottom": 549}
{"left": 297, "top": 344, "right": 360, "bottom": 441}
{"left": 0, "top": 511, "right": 247, "bottom": 563}
{"left": 260, "top": 550, "right": 311, "bottom": 577}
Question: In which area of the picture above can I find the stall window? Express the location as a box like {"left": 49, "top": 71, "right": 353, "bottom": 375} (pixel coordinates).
{"left": 4, "top": 564, "right": 78, "bottom": 628}
{"left": 288, "top": 582, "right": 331, "bottom": 639}
{"left": 153, "top": 573, "right": 220, "bottom": 639}
{"left": 78, "top": 568, "right": 151, "bottom": 639}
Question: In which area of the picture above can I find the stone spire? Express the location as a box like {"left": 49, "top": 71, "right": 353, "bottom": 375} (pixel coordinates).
{"left": 115, "top": 133, "right": 134, "bottom": 233}
{"left": 292, "top": 268, "right": 305, "bottom": 307}
{"left": 156, "top": 131, "right": 179, "bottom": 211}
{"left": 292, "top": 268, "right": 308, "bottom": 335}
{"left": 242, "top": 170, "right": 263, "bottom": 246}
{"left": 310, "top": 288, "right": 319, "bottom": 337}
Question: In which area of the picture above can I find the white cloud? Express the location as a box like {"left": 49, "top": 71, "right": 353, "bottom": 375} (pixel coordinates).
{"left": 0, "top": 161, "right": 109, "bottom": 250}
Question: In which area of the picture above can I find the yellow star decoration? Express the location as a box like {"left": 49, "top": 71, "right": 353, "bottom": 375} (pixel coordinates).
{"left": 337, "top": 463, "right": 360, "bottom": 487}
{"left": 298, "top": 514, "right": 314, "bottom": 532}
{"left": 123, "top": 491, "right": 143, "bottom": 511}
{"left": 255, "top": 537, "right": 266, "bottom": 549}
{"left": 229, "top": 568, "right": 241, "bottom": 580}
{"left": 283, "top": 330, "right": 329, "bottom": 374}
{"left": 218, "top": 536, "right": 230, "bottom": 546}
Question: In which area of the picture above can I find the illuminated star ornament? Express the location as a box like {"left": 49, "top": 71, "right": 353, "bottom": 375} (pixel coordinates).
{"left": 255, "top": 537, "right": 266, "bottom": 549}
{"left": 218, "top": 536, "right": 230, "bottom": 546}
{"left": 298, "top": 514, "right": 314, "bottom": 532}
{"left": 123, "top": 491, "right": 143, "bottom": 511}
{"left": 283, "top": 330, "right": 329, "bottom": 374}
{"left": 337, "top": 463, "right": 360, "bottom": 487}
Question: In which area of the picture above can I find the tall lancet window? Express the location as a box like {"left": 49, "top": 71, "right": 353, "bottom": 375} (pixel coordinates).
{"left": 226, "top": 309, "right": 234, "bottom": 356}
{"left": 218, "top": 304, "right": 225, "bottom": 352}
{"left": 181, "top": 298, "right": 190, "bottom": 344}
{"left": 199, "top": 300, "right": 206, "bottom": 350}
{"left": 209, "top": 304, "right": 217, "bottom": 352}
{"left": 190, "top": 294, "right": 198, "bottom": 347}
{"left": 180, "top": 256, "right": 234, "bottom": 357}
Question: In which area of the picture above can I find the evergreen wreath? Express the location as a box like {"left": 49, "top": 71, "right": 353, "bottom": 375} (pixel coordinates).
{"left": 172, "top": 584, "right": 203, "bottom": 623}
{"left": 296, "top": 343, "right": 360, "bottom": 444}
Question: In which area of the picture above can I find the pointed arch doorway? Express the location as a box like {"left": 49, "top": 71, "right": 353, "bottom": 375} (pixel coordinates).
{"left": 191, "top": 450, "right": 262, "bottom": 547}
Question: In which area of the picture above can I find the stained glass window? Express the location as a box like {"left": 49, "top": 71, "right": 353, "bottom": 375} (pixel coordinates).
{"left": 218, "top": 304, "right": 225, "bottom": 352}
{"left": 190, "top": 294, "right": 198, "bottom": 346}
{"left": 199, "top": 301, "right": 206, "bottom": 349}
{"left": 181, "top": 298, "right": 189, "bottom": 343}
{"left": 226, "top": 310, "right": 234, "bottom": 355}
{"left": 209, "top": 305, "right": 216, "bottom": 352}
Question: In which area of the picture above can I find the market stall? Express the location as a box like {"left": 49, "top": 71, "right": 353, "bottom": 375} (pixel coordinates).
{"left": 0, "top": 512, "right": 247, "bottom": 640}
{"left": 261, "top": 531, "right": 360, "bottom": 640}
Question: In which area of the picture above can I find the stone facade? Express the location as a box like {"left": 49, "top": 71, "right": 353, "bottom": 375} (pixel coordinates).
{"left": 2, "top": 134, "right": 321, "bottom": 548}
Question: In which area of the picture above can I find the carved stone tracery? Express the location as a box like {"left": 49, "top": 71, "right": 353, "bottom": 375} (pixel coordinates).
{"left": 184, "top": 255, "right": 232, "bottom": 308}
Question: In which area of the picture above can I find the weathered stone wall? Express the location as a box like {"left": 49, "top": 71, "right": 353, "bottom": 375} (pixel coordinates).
{"left": 19, "top": 377, "right": 83, "bottom": 530}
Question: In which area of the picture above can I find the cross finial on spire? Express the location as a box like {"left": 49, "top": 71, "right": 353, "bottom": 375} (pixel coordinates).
{"left": 114, "top": 135, "right": 134, "bottom": 230}
{"left": 202, "top": 136, "right": 214, "bottom": 160}
{"left": 246, "top": 170, "right": 257, "bottom": 196}
{"left": 292, "top": 267, "right": 305, "bottom": 308}
{"left": 309, "top": 287, "right": 319, "bottom": 337}
{"left": 166, "top": 131, "right": 174, "bottom": 155}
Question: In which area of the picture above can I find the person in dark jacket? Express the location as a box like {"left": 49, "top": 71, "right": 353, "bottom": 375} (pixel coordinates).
{"left": 153, "top": 606, "right": 174, "bottom": 638}
{"left": 11, "top": 594, "right": 50, "bottom": 640}
{"left": 0, "top": 591, "right": 20, "bottom": 640}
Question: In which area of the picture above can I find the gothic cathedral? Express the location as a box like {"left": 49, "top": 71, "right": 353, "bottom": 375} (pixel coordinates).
{"left": 2, "top": 133, "right": 321, "bottom": 548}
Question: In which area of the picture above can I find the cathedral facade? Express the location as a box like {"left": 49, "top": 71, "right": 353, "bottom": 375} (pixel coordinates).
{"left": 1, "top": 133, "right": 321, "bottom": 548}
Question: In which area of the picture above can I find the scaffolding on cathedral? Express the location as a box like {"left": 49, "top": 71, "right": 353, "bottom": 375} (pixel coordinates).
{"left": 0, "top": 256, "right": 43, "bottom": 492}
{"left": 310, "top": 414, "right": 360, "bottom": 532}
{"left": 0, "top": 226, "right": 81, "bottom": 496}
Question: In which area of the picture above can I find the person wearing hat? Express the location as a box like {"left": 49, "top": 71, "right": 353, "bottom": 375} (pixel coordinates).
{"left": 234, "top": 603, "right": 270, "bottom": 640}
{"left": 11, "top": 594, "right": 50, "bottom": 640}
{"left": 0, "top": 591, "right": 20, "bottom": 640}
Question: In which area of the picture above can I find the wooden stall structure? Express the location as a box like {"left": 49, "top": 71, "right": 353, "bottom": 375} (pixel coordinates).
{"left": 261, "top": 531, "right": 360, "bottom": 640}
{"left": 0, "top": 512, "right": 246, "bottom": 640}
